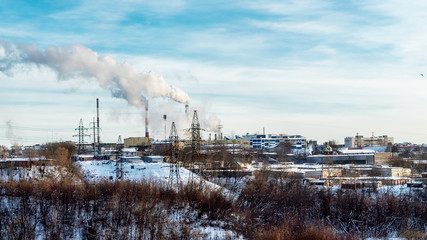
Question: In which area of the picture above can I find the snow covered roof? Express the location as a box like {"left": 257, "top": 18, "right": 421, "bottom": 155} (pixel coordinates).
{"left": 338, "top": 148, "right": 375, "bottom": 154}
{"left": 121, "top": 148, "right": 137, "bottom": 153}
{"left": 364, "top": 146, "right": 387, "bottom": 153}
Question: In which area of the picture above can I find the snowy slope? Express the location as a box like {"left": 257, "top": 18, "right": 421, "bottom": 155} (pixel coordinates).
{"left": 75, "top": 160, "right": 224, "bottom": 191}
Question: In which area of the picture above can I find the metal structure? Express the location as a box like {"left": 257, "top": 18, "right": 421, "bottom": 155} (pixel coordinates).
{"left": 217, "top": 124, "right": 223, "bottom": 141}
{"left": 72, "top": 119, "right": 90, "bottom": 153}
{"left": 90, "top": 118, "right": 96, "bottom": 156}
{"left": 187, "top": 110, "right": 206, "bottom": 183}
{"left": 190, "top": 110, "right": 202, "bottom": 167}
{"left": 163, "top": 114, "right": 167, "bottom": 141}
{"left": 96, "top": 98, "right": 101, "bottom": 154}
{"left": 116, "top": 135, "right": 123, "bottom": 151}
{"left": 168, "top": 122, "right": 180, "bottom": 187}
{"left": 145, "top": 103, "right": 150, "bottom": 138}
{"left": 115, "top": 158, "right": 124, "bottom": 180}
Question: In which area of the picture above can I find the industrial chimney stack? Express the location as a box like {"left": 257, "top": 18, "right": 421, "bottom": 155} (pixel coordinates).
{"left": 145, "top": 104, "right": 150, "bottom": 138}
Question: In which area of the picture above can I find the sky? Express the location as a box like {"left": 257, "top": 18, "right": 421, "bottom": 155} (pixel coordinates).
{"left": 1, "top": 0, "right": 427, "bottom": 147}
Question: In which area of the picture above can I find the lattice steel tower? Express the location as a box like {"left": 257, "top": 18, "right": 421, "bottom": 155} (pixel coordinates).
{"left": 73, "top": 119, "right": 90, "bottom": 154}
{"left": 190, "top": 111, "right": 202, "bottom": 179}
{"left": 168, "top": 122, "right": 181, "bottom": 187}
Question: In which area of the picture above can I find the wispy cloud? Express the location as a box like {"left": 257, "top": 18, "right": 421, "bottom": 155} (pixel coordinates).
{"left": 1, "top": 0, "right": 427, "bottom": 145}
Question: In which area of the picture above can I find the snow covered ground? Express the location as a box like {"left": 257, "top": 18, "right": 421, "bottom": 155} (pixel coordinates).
{"left": 75, "top": 160, "right": 241, "bottom": 240}
{"left": 0, "top": 165, "right": 65, "bottom": 182}
{"left": 75, "top": 160, "right": 228, "bottom": 193}
{"left": 79, "top": 160, "right": 186, "bottom": 182}
{"left": 76, "top": 160, "right": 187, "bottom": 183}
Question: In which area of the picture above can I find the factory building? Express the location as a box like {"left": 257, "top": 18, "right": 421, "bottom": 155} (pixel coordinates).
{"left": 306, "top": 154, "right": 375, "bottom": 165}
{"left": 123, "top": 137, "right": 151, "bottom": 152}
{"left": 344, "top": 135, "right": 393, "bottom": 148}
{"left": 238, "top": 134, "right": 307, "bottom": 151}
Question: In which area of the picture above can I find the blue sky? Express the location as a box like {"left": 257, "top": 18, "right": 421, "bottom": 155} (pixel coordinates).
{"left": 1, "top": 0, "right": 427, "bottom": 146}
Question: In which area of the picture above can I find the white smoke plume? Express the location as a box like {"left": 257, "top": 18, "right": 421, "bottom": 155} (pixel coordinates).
{"left": 0, "top": 40, "right": 190, "bottom": 107}
{"left": 149, "top": 103, "right": 221, "bottom": 140}
{"left": 5, "top": 121, "right": 23, "bottom": 146}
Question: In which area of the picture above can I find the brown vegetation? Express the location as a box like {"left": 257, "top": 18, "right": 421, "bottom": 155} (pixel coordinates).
{"left": 0, "top": 179, "right": 234, "bottom": 239}
{"left": 234, "top": 170, "right": 427, "bottom": 239}
{"left": 0, "top": 167, "right": 426, "bottom": 239}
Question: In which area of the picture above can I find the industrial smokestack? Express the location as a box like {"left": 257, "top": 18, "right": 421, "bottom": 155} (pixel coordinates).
{"left": 145, "top": 103, "right": 150, "bottom": 138}
{"left": 96, "top": 98, "right": 100, "bottom": 153}
{"left": 185, "top": 104, "right": 189, "bottom": 115}
{"left": 163, "top": 114, "right": 167, "bottom": 141}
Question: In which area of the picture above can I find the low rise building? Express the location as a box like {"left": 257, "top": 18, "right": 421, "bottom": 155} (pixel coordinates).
{"left": 344, "top": 135, "right": 393, "bottom": 148}
{"left": 124, "top": 137, "right": 151, "bottom": 151}
{"left": 372, "top": 165, "right": 411, "bottom": 177}
{"left": 238, "top": 133, "right": 307, "bottom": 151}
{"left": 306, "top": 154, "right": 374, "bottom": 165}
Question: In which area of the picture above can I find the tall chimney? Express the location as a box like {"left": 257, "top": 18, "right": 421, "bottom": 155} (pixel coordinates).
{"left": 96, "top": 98, "right": 100, "bottom": 154}
{"left": 145, "top": 103, "right": 150, "bottom": 138}
{"left": 163, "top": 114, "right": 167, "bottom": 141}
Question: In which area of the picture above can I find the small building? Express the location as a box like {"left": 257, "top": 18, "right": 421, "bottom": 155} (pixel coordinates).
{"left": 121, "top": 148, "right": 137, "bottom": 157}
{"left": 118, "top": 156, "right": 142, "bottom": 163}
{"left": 406, "top": 182, "right": 423, "bottom": 188}
{"left": 124, "top": 137, "right": 151, "bottom": 150}
{"left": 374, "top": 152, "right": 392, "bottom": 165}
{"left": 341, "top": 181, "right": 364, "bottom": 189}
{"left": 363, "top": 181, "right": 382, "bottom": 189}
{"left": 74, "top": 154, "right": 94, "bottom": 161}
{"left": 144, "top": 156, "right": 164, "bottom": 163}
{"left": 304, "top": 168, "right": 343, "bottom": 179}
{"left": 373, "top": 166, "right": 411, "bottom": 177}
{"left": 310, "top": 179, "right": 333, "bottom": 187}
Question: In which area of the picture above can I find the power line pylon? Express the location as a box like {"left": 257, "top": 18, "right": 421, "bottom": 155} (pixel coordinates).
{"left": 73, "top": 119, "right": 90, "bottom": 154}
{"left": 116, "top": 135, "right": 123, "bottom": 150}
{"left": 190, "top": 110, "right": 203, "bottom": 181}
{"left": 168, "top": 122, "right": 181, "bottom": 188}
{"left": 115, "top": 157, "right": 125, "bottom": 180}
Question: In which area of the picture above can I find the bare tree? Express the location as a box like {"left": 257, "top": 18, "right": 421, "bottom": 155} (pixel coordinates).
{"left": 275, "top": 142, "right": 293, "bottom": 161}
{"left": 0, "top": 145, "right": 9, "bottom": 159}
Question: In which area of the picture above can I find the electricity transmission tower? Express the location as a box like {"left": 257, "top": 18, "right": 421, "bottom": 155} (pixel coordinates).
{"left": 73, "top": 119, "right": 90, "bottom": 154}
{"left": 168, "top": 122, "right": 181, "bottom": 187}
{"left": 115, "top": 158, "right": 125, "bottom": 180}
{"left": 116, "top": 135, "right": 123, "bottom": 150}
{"left": 189, "top": 110, "right": 203, "bottom": 181}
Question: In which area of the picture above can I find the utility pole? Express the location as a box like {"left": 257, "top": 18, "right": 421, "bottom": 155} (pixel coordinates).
{"left": 96, "top": 98, "right": 101, "bottom": 154}
{"left": 90, "top": 117, "right": 96, "bottom": 158}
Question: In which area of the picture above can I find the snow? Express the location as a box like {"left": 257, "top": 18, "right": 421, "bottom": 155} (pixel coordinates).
{"left": 76, "top": 160, "right": 189, "bottom": 183}
{"left": 75, "top": 160, "right": 226, "bottom": 193}
{"left": 0, "top": 165, "right": 63, "bottom": 181}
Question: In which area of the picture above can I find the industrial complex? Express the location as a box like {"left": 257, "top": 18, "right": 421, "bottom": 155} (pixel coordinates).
{"left": 1, "top": 98, "right": 426, "bottom": 191}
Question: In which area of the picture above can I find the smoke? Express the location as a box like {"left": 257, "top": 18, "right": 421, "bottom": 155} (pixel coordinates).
{"left": 149, "top": 103, "right": 221, "bottom": 140}
{"left": 0, "top": 40, "right": 190, "bottom": 107}
{"left": 5, "top": 121, "right": 23, "bottom": 146}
